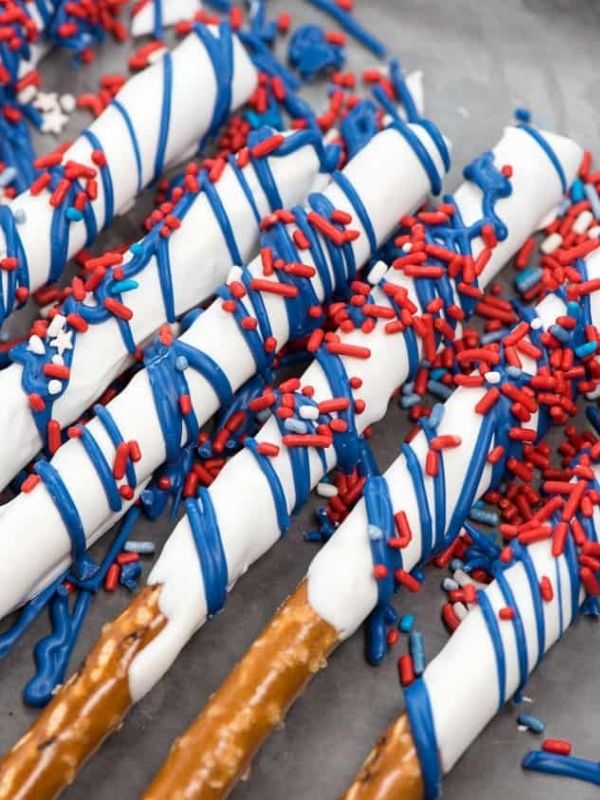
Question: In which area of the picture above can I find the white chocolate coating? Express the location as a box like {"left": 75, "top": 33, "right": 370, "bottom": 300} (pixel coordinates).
{"left": 0, "top": 123, "right": 446, "bottom": 638}
{"left": 0, "top": 25, "right": 257, "bottom": 321}
{"left": 0, "top": 130, "right": 325, "bottom": 490}
{"left": 126, "top": 126, "right": 581, "bottom": 702}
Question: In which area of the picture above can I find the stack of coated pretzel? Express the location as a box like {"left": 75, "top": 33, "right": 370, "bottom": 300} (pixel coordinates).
{"left": 0, "top": 3, "right": 598, "bottom": 800}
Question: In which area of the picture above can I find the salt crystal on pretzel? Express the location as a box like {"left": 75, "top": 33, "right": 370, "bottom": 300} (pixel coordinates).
{"left": 0, "top": 21, "right": 257, "bottom": 326}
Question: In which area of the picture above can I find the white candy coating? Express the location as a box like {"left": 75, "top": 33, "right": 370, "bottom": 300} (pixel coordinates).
{"left": 0, "top": 130, "right": 325, "bottom": 490}
{"left": 0, "top": 124, "right": 445, "bottom": 640}
{"left": 126, "top": 126, "right": 581, "bottom": 702}
{"left": 0, "top": 25, "right": 257, "bottom": 320}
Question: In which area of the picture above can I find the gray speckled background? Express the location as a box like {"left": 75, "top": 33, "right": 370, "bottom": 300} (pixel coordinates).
{"left": 0, "top": 1, "right": 599, "bottom": 798}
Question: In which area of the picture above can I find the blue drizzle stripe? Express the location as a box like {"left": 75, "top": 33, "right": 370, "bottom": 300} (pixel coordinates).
{"left": 478, "top": 588, "right": 506, "bottom": 707}
{"left": 154, "top": 52, "right": 173, "bottom": 181}
{"left": 392, "top": 118, "right": 443, "bottom": 195}
{"left": 245, "top": 438, "right": 290, "bottom": 534}
{"left": 82, "top": 129, "right": 114, "bottom": 224}
{"left": 94, "top": 404, "right": 136, "bottom": 489}
{"left": 404, "top": 679, "right": 442, "bottom": 800}
{"left": 493, "top": 564, "right": 529, "bottom": 692}
{"left": 186, "top": 490, "right": 228, "bottom": 616}
{"left": 112, "top": 98, "right": 143, "bottom": 194}
{"left": 517, "top": 124, "right": 567, "bottom": 194}
{"left": 401, "top": 442, "right": 433, "bottom": 559}
{"left": 78, "top": 427, "right": 122, "bottom": 513}
{"left": 34, "top": 460, "right": 88, "bottom": 575}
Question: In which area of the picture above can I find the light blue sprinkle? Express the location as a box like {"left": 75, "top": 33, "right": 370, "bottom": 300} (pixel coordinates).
{"left": 556, "top": 197, "right": 572, "bottom": 217}
{"left": 0, "top": 166, "right": 17, "bottom": 187}
{"left": 398, "top": 614, "right": 415, "bottom": 633}
{"left": 111, "top": 279, "right": 139, "bottom": 295}
{"left": 567, "top": 300, "right": 581, "bottom": 320}
{"left": 429, "top": 368, "right": 446, "bottom": 381}
{"left": 442, "top": 577, "right": 458, "bottom": 592}
{"left": 515, "top": 267, "right": 542, "bottom": 292}
{"left": 428, "top": 403, "right": 444, "bottom": 429}
{"left": 410, "top": 631, "right": 425, "bottom": 675}
{"left": 124, "top": 540, "right": 156, "bottom": 555}
{"left": 584, "top": 182, "right": 600, "bottom": 220}
{"left": 130, "top": 242, "right": 143, "bottom": 254}
{"left": 399, "top": 392, "right": 421, "bottom": 409}
{"left": 427, "top": 380, "right": 452, "bottom": 399}
{"left": 284, "top": 417, "right": 307, "bottom": 434}
{"left": 13, "top": 209, "right": 26, "bottom": 224}
{"left": 576, "top": 341, "right": 598, "bottom": 358}
{"left": 571, "top": 178, "right": 585, "bottom": 203}
{"left": 368, "top": 524, "right": 384, "bottom": 541}
{"left": 517, "top": 713, "right": 545, "bottom": 734}
{"left": 481, "top": 329, "right": 507, "bottom": 345}
{"left": 175, "top": 355, "right": 189, "bottom": 371}
{"left": 469, "top": 507, "right": 499, "bottom": 526}
{"left": 450, "top": 558, "right": 464, "bottom": 571}
{"left": 550, "top": 324, "right": 570, "bottom": 343}
{"left": 256, "top": 409, "right": 271, "bottom": 423}
{"left": 402, "top": 381, "right": 415, "bottom": 395}
{"left": 65, "top": 207, "right": 83, "bottom": 222}
{"left": 506, "top": 365, "right": 523, "bottom": 379}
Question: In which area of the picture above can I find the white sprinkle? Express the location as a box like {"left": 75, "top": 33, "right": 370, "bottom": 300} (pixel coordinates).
{"left": 60, "top": 93, "right": 76, "bottom": 113}
{"left": 530, "top": 317, "right": 543, "bottom": 330}
{"left": 124, "top": 541, "right": 155, "bottom": 555}
{"left": 452, "top": 602, "right": 468, "bottom": 620}
{"left": 540, "top": 232, "right": 563, "bottom": 255}
{"left": 48, "top": 380, "right": 62, "bottom": 395}
{"left": 484, "top": 371, "right": 501, "bottom": 384}
{"left": 14, "top": 209, "right": 26, "bottom": 224}
{"left": 47, "top": 314, "right": 66, "bottom": 338}
{"left": 401, "top": 242, "right": 412, "bottom": 253}
{"left": 316, "top": 482, "right": 338, "bottom": 498}
{"left": 17, "top": 85, "right": 38, "bottom": 105}
{"left": 299, "top": 405, "right": 319, "bottom": 421}
{"left": 517, "top": 725, "right": 529, "bottom": 733}
{"left": 588, "top": 225, "right": 600, "bottom": 238}
{"left": 51, "top": 353, "right": 64, "bottom": 366}
{"left": 521, "top": 695, "right": 534, "bottom": 704}
{"left": 573, "top": 210, "right": 593, "bottom": 235}
{"left": 367, "top": 259, "right": 388, "bottom": 285}
{"left": 27, "top": 335, "right": 45, "bottom": 355}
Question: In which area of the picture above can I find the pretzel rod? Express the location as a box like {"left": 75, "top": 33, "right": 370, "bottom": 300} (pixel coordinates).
{"left": 0, "top": 125, "right": 331, "bottom": 491}
{"left": 343, "top": 452, "right": 600, "bottom": 798}
{"left": 0, "top": 20, "right": 257, "bottom": 326}
{"left": 137, "top": 127, "right": 584, "bottom": 798}
{"left": 0, "top": 119, "right": 449, "bottom": 800}
{"left": 0, "top": 585, "right": 166, "bottom": 800}
{"left": 0, "top": 120, "right": 448, "bottom": 619}
{"left": 340, "top": 713, "right": 422, "bottom": 800}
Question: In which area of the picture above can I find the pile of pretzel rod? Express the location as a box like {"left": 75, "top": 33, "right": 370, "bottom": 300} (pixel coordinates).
{"left": 2, "top": 104, "right": 598, "bottom": 799}
{"left": 0, "top": 5, "right": 599, "bottom": 800}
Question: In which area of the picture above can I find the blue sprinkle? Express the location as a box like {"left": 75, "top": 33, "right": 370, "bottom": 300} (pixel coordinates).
{"left": 120, "top": 561, "right": 142, "bottom": 591}
{"left": 571, "top": 178, "right": 585, "bottom": 202}
{"left": 514, "top": 107, "right": 532, "bottom": 123}
{"left": 65, "top": 207, "right": 83, "bottom": 222}
{"left": 567, "top": 301, "right": 581, "bottom": 320}
{"left": 517, "top": 713, "right": 545, "bottom": 734}
{"left": 481, "top": 329, "right": 508, "bottom": 345}
{"left": 284, "top": 417, "right": 307, "bottom": 434}
{"left": 368, "top": 524, "right": 384, "bottom": 541}
{"left": 584, "top": 182, "right": 600, "bottom": 220}
{"left": 429, "top": 367, "right": 446, "bottom": 381}
{"left": 0, "top": 166, "right": 17, "bottom": 187}
{"left": 402, "top": 381, "right": 415, "bottom": 395}
{"left": 515, "top": 266, "right": 542, "bottom": 292}
{"left": 550, "top": 324, "right": 570, "bottom": 344}
{"left": 410, "top": 631, "right": 425, "bottom": 675}
{"left": 398, "top": 614, "right": 415, "bottom": 633}
{"left": 575, "top": 341, "right": 598, "bottom": 358}
{"left": 506, "top": 365, "right": 523, "bottom": 379}
{"left": 175, "top": 355, "right": 189, "bottom": 371}
{"left": 427, "top": 380, "right": 452, "bottom": 399}
{"left": 124, "top": 540, "right": 156, "bottom": 555}
{"left": 469, "top": 507, "right": 499, "bottom": 526}
{"left": 110, "top": 279, "right": 139, "bottom": 295}
{"left": 304, "top": 530, "right": 323, "bottom": 543}
{"left": 399, "top": 392, "right": 421, "bottom": 409}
